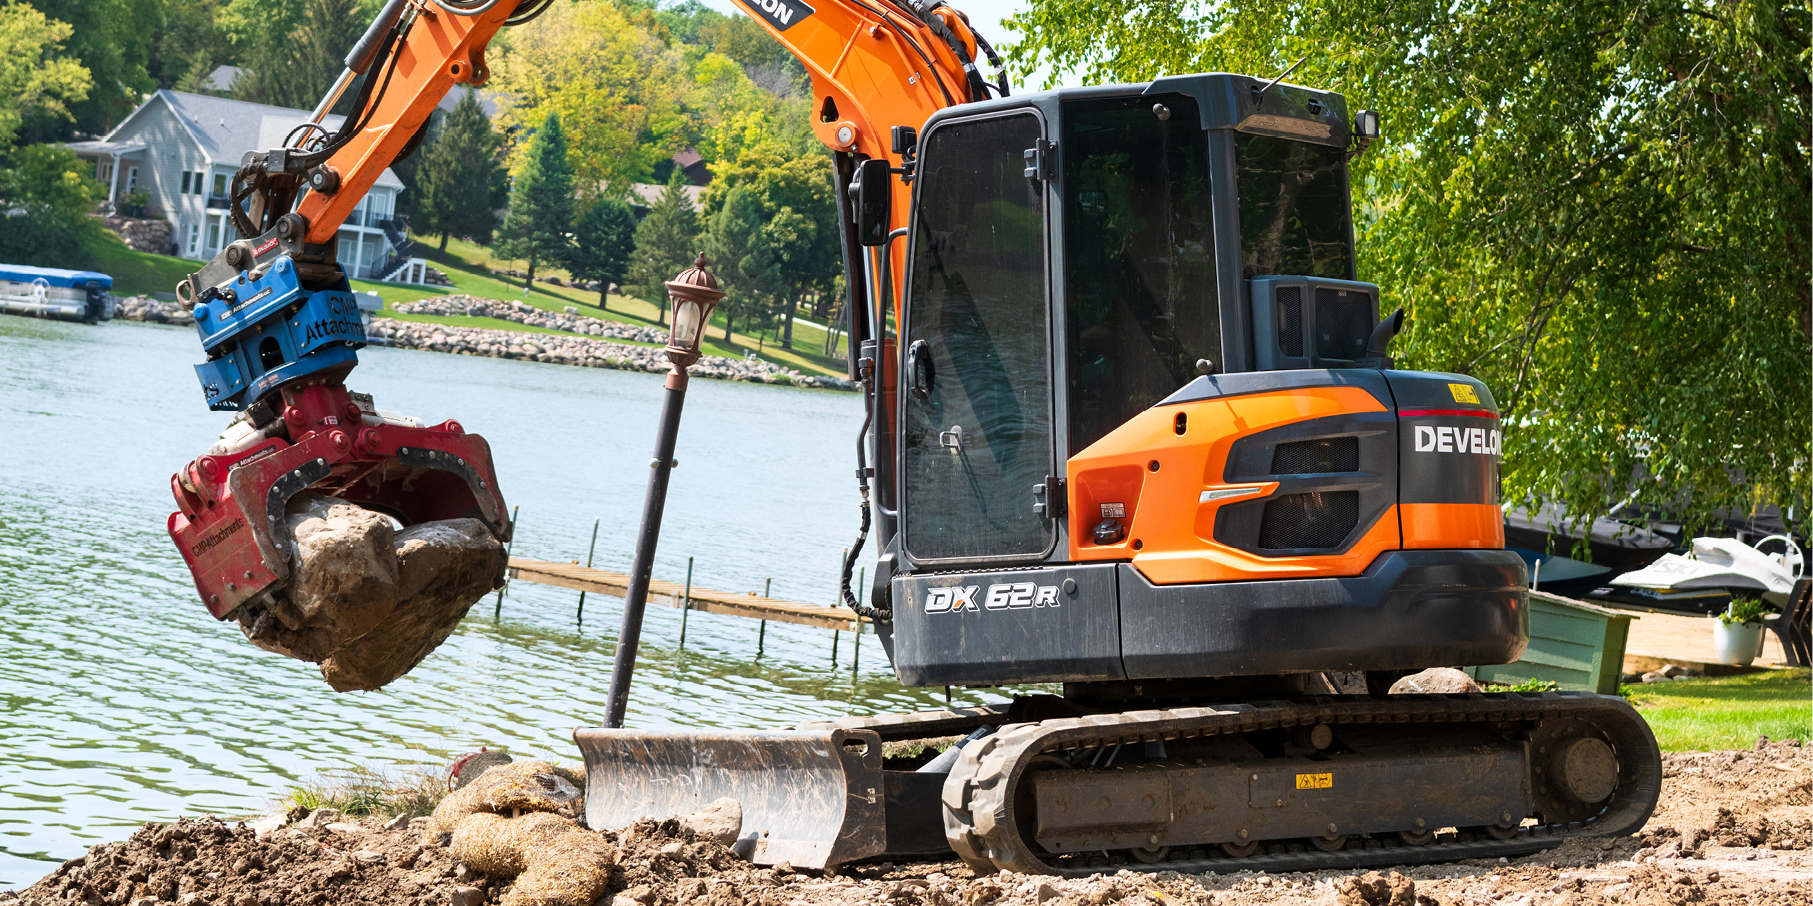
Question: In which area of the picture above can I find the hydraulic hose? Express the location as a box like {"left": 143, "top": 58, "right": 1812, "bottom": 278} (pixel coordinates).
{"left": 916, "top": 5, "right": 990, "bottom": 102}
{"left": 840, "top": 350, "right": 889, "bottom": 621}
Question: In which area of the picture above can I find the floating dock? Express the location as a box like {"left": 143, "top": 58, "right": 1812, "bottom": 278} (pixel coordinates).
{"left": 506, "top": 557, "right": 867, "bottom": 632}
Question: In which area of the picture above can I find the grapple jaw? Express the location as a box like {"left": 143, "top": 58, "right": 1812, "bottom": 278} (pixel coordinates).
{"left": 168, "top": 379, "right": 511, "bottom": 620}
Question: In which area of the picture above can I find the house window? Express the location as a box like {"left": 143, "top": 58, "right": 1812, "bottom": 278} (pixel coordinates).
{"left": 185, "top": 222, "right": 201, "bottom": 257}
{"left": 97, "top": 161, "right": 113, "bottom": 183}
{"left": 212, "top": 173, "right": 227, "bottom": 198}
{"left": 126, "top": 167, "right": 139, "bottom": 192}
{"left": 195, "top": 172, "right": 206, "bottom": 195}
{"left": 181, "top": 172, "right": 191, "bottom": 194}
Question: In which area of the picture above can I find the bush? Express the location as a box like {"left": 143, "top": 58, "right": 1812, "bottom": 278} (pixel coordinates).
{"left": 1720, "top": 598, "right": 1774, "bottom": 627}
{"left": 0, "top": 204, "right": 106, "bottom": 268}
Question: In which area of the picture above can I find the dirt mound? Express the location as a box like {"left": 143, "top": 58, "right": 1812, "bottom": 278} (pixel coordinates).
{"left": 6, "top": 738, "right": 1807, "bottom": 906}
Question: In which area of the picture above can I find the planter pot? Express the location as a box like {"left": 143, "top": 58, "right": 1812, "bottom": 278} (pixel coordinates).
{"left": 1713, "top": 619, "right": 1766, "bottom": 666}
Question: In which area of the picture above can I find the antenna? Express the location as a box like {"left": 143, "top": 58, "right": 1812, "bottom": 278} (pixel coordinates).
{"left": 1257, "top": 56, "right": 1309, "bottom": 97}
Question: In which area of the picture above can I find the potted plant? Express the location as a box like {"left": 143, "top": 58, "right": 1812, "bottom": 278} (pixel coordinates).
{"left": 1714, "top": 598, "right": 1773, "bottom": 666}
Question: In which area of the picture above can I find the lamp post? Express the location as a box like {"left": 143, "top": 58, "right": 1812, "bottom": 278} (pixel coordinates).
{"left": 602, "top": 255, "right": 723, "bottom": 728}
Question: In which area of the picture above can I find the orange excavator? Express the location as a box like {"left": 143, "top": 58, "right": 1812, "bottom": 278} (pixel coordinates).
{"left": 164, "top": 0, "right": 1662, "bottom": 875}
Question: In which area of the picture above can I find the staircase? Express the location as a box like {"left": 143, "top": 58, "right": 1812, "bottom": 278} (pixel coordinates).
{"left": 372, "top": 215, "right": 419, "bottom": 282}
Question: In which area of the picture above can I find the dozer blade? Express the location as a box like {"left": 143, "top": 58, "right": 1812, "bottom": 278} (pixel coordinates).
{"left": 574, "top": 726, "right": 887, "bottom": 868}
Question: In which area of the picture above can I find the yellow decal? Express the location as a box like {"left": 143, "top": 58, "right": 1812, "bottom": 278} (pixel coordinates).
{"left": 1448, "top": 383, "right": 1481, "bottom": 404}
{"left": 1296, "top": 773, "right": 1333, "bottom": 790}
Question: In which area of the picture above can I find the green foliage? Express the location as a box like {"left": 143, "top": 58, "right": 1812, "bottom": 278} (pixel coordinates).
{"left": 495, "top": 111, "right": 576, "bottom": 288}
{"left": 147, "top": 0, "right": 233, "bottom": 91}
{"left": 0, "top": 3, "right": 91, "bottom": 147}
{"left": 492, "top": 0, "right": 691, "bottom": 200}
{"left": 623, "top": 169, "right": 702, "bottom": 323}
{"left": 1720, "top": 598, "right": 1775, "bottom": 626}
{"left": 225, "top": 0, "right": 378, "bottom": 111}
{"left": 280, "top": 764, "right": 449, "bottom": 819}
{"left": 700, "top": 150, "right": 839, "bottom": 348}
{"left": 1622, "top": 668, "right": 1810, "bottom": 751}
{"left": 706, "top": 184, "right": 776, "bottom": 343}
{"left": 22, "top": 0, "right": 157, "bottom": 137}
{"left": 565, "top": 198, "right": 637, "bottom": 307}
{"left": 1008, "top": 0, "right": 1812, "bottom": 536}
{"left": 1482, "top": 678, "right": 1560, "bottom": 693}
{"left": 411, "top": 89, "right": 508, "bottom": 251}
{"left": 0, "top": 142, "right": 107, "bottom": 267}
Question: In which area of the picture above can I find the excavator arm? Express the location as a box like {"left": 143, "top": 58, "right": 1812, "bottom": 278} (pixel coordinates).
{"left": 165, "top": 0, "right": 996, "bottom": 687}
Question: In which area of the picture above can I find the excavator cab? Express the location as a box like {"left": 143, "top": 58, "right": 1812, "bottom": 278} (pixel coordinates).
{"left": 858, "top": 75, "right": 1524, "bottom": 687}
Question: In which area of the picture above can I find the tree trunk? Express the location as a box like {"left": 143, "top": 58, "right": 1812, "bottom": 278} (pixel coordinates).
{"left": 724, "top": 313, "right": 733, "bottom": 346}
{"left": 439, "top": 231, "right": 450, "bottom": 252}
{"left": 781, "top": 292, "right": 794, "bottom": 350}
{"left": 659, "top": 296, "right": 667, "bottom": 327}
{"left": 525, "top": 260, "right": 535, "bottom": 293}
{"left": 598, "top": 288, "right": 608, "bottom": 311}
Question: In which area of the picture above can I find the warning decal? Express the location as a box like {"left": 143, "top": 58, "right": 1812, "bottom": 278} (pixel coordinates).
{"left": 1295, "top": 773, "right": 1333, "bottom": 790}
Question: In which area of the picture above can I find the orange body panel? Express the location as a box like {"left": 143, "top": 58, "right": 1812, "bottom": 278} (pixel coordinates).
{"left": 1067, "top": 387, "right": 1401, "bottom": 585}
{"left": 1402, "top": 503, "right": 1505, "bottom": 549}
{"left": 299, "top": 0, "right": 521, "bottom": 245}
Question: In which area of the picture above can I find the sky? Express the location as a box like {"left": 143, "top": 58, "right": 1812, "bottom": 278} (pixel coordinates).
{"left": 690, "top": 0, "right": 1076, "bottom": 90}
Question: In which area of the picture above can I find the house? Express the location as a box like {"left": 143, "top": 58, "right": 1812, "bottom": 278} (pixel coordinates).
{"left": 66, "top": 90, "right": 414, "bottom": 281}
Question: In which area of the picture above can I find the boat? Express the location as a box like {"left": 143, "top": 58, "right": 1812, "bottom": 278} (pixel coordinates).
{"left": 0, "top": 264, "right": 115, "bottom": 323}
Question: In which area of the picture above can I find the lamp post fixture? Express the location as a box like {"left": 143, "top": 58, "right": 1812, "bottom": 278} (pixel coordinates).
{"left": 602, "top": 255, "right": 723, "bottom": 728}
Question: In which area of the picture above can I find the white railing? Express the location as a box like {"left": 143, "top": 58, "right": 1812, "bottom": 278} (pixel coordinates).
{"left": 379, "top": 257, "right": 432, "bottom": 286}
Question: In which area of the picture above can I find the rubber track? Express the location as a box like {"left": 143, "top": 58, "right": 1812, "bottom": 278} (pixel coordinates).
{"left": 939, "top": 692, "right": 1662, "bottom": 876}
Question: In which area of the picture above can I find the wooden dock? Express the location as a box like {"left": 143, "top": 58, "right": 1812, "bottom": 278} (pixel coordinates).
{"left": 505, "top": 557, "right": 867, "bottom": 632}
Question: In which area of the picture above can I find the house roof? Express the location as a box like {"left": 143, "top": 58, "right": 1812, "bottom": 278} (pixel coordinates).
{"left": 629, "top": 182, "right": 704, "bottom": 211}
{"left": 66, "top": 140, "right": 146, "bottom": 158}
{"left": 106, "top": 90, "right": 404, "bottom": 190}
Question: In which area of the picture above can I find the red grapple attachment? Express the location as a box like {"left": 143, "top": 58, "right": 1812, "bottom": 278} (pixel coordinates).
{"left": 167, "top": 378, "right": 511, "bottom": 619}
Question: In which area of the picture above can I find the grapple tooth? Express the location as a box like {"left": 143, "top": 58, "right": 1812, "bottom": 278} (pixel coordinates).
{"left": 574, "top": 727, "right": 887, "bottom": 868}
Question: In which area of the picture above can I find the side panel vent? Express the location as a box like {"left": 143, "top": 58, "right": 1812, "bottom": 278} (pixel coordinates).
{"left": 1277, "top": 286, "right": 1304, "bottom": 357}
{"left": 1315, "top": 288, "right": 1372, "bottom": 360}
{"left": 1258, "top": 490, "right": 1360, "bottom": 549}
{"left": 1271, "top": 436, "right": 1359, "bottom": 475}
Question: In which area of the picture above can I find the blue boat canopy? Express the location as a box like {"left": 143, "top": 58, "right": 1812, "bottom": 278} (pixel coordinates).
{"left": 0, "top": 263, "right": 113, "bottom": 289}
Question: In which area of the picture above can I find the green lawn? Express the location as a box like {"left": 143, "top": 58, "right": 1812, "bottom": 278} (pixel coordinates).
{"left": 90, "top": 237, "right": 203, "bottom": 297}
{"left": 85, "top": 231, "right": 848, "bottom": 376}
{"left": 1623, "top": 668, "right": 1810, "bottom": 752}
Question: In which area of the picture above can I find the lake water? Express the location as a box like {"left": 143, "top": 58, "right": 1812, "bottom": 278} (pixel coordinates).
{"left": 0, "top": 316, "right": 981, "bottom": 886}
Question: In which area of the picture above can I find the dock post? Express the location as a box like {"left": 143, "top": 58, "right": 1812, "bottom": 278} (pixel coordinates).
{"left": 494, "top": 504, "right": 520, "bottom": 620}
{"left": 757, "top": 620, "right": 766, "bottom": 658}
{"left": 832, "top": 629, "right": 839, "bottom": 662}
{"left": 678, "top": 556, "right": 694, "bottom": 649}
{"left": 577, "top": 517, "right": 599, "bottom": 625}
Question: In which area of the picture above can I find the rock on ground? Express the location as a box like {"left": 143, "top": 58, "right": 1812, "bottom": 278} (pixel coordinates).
{"left": 677, "top": 798, "right": 744, "bottom": 848}
{"left": 1387, "top": 667, "right": 1482, "bottom": 694}
{"left": 234, "top": 494, "right": 506, "bottom": 691}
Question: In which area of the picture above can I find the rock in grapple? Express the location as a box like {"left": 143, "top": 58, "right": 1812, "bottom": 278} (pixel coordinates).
{"left": 233, "top": 494, "right": 506, "bottom": 691}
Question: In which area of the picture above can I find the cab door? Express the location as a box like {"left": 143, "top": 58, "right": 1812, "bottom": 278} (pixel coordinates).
{"left": 899, "top": 111, "right": 1055, "bottom": 566}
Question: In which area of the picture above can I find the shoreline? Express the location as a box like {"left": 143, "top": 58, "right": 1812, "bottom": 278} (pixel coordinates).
{"left": 109, "top": 295, "right": 859, "bottom": 392}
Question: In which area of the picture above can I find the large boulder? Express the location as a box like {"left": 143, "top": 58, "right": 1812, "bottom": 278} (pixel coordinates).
{"left": 235, "top": 494, "right": 506, "bottom": 691}
{"left": 1387, "top": 667, "right": 1483, "bottom": 694}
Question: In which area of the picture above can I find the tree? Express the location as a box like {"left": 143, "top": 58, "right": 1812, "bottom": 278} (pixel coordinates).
{"left": 565, "top": 198, "right": 637, "bottom": 309}
{"left": 706, "top": 184, "right": 778, "bottom": 345}
{"left": 490, "top": 0, "right": 690, "bottom": 201}
{"left": 225, "top": 0, "right": 375, "bottom": 112}
{"left": 623, "top": 169, "right": 701, "bottom": 326}
{"left": 494, "top": 110, "right": 575, "bottom": 291}
{"left": 410, "top": 89, "right": 507, "bottom": 251}
{"left": 700, "top": 150, "right": 840, "bottom": 349}
{"left": 0, "top": 143, "right": 108, "bottom": 266}
{"left": 22, "top": 0, "right": 157, "bottom": 138}
{"left": 0, "top": 2, "right": 90, "bottom": 148}
{"left": 147, "top": 0, "right": 233, "bottom": 92}
{"left": 1009, "top": 0, "right": 1811, "bottom": 539}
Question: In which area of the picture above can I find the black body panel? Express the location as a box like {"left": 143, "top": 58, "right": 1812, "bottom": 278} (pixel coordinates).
{"left": 1116, "top": 550, "right": 1528, "bottom": 680}
{"left": 1159, "top": 368, "right": 1394, "bottom": 408}
{"left": 893, "top": 563, "right": 1123, "bottom": 686}
{"left": 1215, "top": 408, "right": 1398, "bottom": 557}
{"left": 1385, "top": 371, "right": 1502, "bottom": 505}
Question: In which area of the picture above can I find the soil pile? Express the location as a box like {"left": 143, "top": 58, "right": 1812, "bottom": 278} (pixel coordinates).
{"left": 6, "top": 739, "right": 1806, "bottom": 906}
